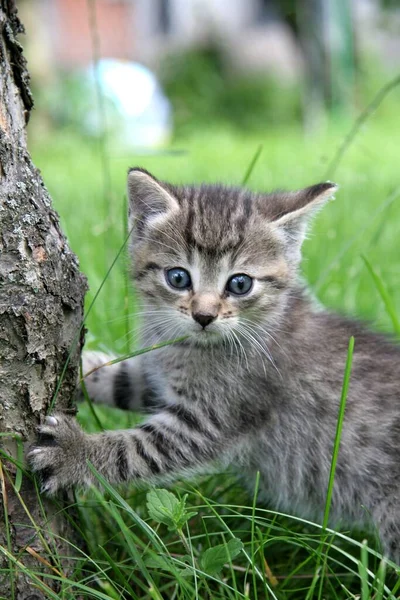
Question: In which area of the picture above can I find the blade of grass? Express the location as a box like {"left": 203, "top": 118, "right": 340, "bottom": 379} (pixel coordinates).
{"left": 190, "top": 486, "right": 279, "bottom": 600}
{"left": 28, "top": 525, "right": 138, "bottom": 597}
{"left": 361, "top": 255, "right": 400, "bottom": 335}
{"left": 0, "top": 433, "right": 24, "bottom": 492}
{"left": 25, "top": 546, "right": 63, "bottom": 577}
{"left": 2, "top": 468, "right": 57, "bottom": 560}
{"left": 359, "top": 540, "right": 370, "bottom": 600}
{"left": 250, "top": 471, "right": 260, "bottom": 600}
{"left": 122, "top": 193, "right": 131, "bottom": 356}
{"left": 80, "top": 335, "right": 189, "bottom": 380}
{"left": 319, "top": 336, "right": 355, "bottom": 598}
{"left": 79, "top": 357, "right": 104, "bottom": 431}
{"left": 257, "top": 527, "right": 278, "bottom": 588}
{"left": 86, "top": 474, "right": 199, "bottom": 597}
{"left": 86, "top": 462, "right": 169, "bottom": 553}
{"left": 324, "top": 334, "right": 354, "bottom": 530}
{"left": 325, "top": 74, "right": 400, "bottom": 178}
{"left": 391, "top": 575, "right": 400, "bottom": 597}
{"left": 374, "top": 559, "right": 387, "bottom": 600}
{"left": 307, "top": 336, "right": 354, "bottom": 600}
{"left": 242, "top": 144, "right": 263, "bottom": 185}
{"left": 105, "top": 502, "right": 163, "bottom": 600}
{"left": 314, "top": 186, "right": 400, "bottom": 292}
{"left": 96, "top": 545, "right": 138, "bottom": 598}
{"left": 215, "top": 502, "right": 397, "bottom": 595}
{"left": 0, "top": 459, "right": 15, "bottom": 600}
{"left": 192, "top": 498, "right": 398, "bottom": 597}
{"left": 48, "top": 224, "right": 135, "bottom": 414}
{"left": 184, "top": 520, "right": 199, "bottom": 599}
{"left": 0, "top": 545, "right": 60, "bottom": 600}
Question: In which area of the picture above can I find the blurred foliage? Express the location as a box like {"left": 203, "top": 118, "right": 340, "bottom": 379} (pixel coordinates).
{"left": 32, "top": 72, "right": 96, "bottom": 129}
{"left": 160, "top": 45, "right": 302, "bottom": 136}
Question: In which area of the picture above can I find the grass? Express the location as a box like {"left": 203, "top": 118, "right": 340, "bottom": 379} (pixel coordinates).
{"left": 3, "top": 93, "right": 400, "bottom": 597}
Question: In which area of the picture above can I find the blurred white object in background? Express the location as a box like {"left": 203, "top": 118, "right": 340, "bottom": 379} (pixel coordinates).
{"left": 83, "top": 59, "right": 172, "bottom": 149}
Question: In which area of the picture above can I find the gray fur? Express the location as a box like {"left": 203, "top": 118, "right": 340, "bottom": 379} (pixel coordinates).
{"left": 29, "top": 169, "right": 400, "bottom": 562}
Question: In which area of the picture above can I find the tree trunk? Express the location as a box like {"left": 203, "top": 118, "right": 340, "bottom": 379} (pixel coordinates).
{"left": 0, "top": 1, "right": 87, "bottom": 598}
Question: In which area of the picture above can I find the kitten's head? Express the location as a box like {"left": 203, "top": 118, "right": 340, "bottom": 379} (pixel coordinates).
{"left": 127, "top": 168, "right": 337, "bottom": 345}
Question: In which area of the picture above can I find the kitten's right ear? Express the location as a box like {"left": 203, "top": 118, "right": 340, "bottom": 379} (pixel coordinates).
{"left": 127, "top": 168, "right": 179, "bottom": 229}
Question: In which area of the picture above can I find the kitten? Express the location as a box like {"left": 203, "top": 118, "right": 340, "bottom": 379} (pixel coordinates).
{"left": 29, "top": 168, "right": 400, "bottom": 562}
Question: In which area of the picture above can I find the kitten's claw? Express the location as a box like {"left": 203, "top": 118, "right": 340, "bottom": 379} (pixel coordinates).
{"left": 40, "top": 476, "right": 60, "bottom": 496}
{"left": 28, "top": 447, "right": 43, "bottom": 455}
{"left": 28, "top": 413, "right": 90, "bottom": 495}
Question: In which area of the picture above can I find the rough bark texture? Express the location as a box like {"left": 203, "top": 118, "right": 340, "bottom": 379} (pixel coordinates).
{"left": 0, "top": 1, "right": 87, "bottom": 597}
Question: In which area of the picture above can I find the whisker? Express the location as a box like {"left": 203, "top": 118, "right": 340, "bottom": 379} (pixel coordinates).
{"left": 236, "top": 325, "right": 268, "bottom": 377}
{"left": 106, "top": 309, "right": 174, "bottom": 324}
{"left": 231, "top": 328, "right": 249, "bottom": 371}
{"left": 135, "top": 235, "right": 182, "bottom": 255}
{"left": 239, "top": 317, "right": 289, "bottom": 361}
{"left": 244, "top": 326, "right": 279, "bottom": 370}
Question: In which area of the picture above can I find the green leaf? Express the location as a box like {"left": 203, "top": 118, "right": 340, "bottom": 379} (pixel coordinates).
{"left": 146, "top": 489, "right": 197, "bottom": 532}
{"left": 144, "top": 554, "right": 174, "bottom": 571}
{"left": 200, "top": 538, "right": 244, "bottom": 576}
{"left": 145, "top": 553, "right": 193, "bottom": 577}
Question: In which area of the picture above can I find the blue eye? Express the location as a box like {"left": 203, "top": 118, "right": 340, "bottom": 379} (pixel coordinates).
{"left": 166, "top": 268, "right": 191, "bottom": 290}
{"left": 226, "top": 274, "right": 253, "bottom": 296}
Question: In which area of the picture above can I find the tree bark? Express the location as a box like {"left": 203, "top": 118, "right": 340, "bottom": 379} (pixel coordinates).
{"left": 0, "top": 1, "right": 87, "bottom": 597}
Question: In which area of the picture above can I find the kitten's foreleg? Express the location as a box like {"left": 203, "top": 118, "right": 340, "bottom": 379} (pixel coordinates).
{"left": 28, "top": 402, "right": 229, "bottom": 495}
{"left": 77, "top": 351, "right": 145, "bottom": 410}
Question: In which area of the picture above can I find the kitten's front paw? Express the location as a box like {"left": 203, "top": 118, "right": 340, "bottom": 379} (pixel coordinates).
{"left": 28, "top": 414, "right": 90, "bottom": 495}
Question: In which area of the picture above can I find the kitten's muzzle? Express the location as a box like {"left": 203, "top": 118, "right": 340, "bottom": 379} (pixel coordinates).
{"left": 192, "top": 312, "right": 217, "bottom": 329}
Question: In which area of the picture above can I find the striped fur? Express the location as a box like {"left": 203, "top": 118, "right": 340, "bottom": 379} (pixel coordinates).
{"left": 30, "top": 170, "right": 400, "bottom": 562}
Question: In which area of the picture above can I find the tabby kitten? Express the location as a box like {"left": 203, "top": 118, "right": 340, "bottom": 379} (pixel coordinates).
{"left": 29, "top": 168, "right": 400, "bottom": 561}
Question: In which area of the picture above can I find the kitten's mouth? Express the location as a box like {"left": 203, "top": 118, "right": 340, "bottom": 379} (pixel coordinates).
{"left": 191, "top": 328, "right": 221, "bottom": 345}
{"left": 199, "top": 327, "right": 218, "bottom": 336}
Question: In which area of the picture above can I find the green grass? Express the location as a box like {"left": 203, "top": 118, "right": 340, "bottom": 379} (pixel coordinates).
{"left": 7, "top": 101, "right": 400, "bottom": 598}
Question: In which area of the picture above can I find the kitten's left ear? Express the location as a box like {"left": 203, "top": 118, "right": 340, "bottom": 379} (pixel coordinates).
{"left": 127, "top": 167, "right": 179, "bottom": 229}
{"left": 273, "top": 182, "right": 338, "bottom": 228}
{"left": 271, "top": 182, "right": 337, "bottom": 260}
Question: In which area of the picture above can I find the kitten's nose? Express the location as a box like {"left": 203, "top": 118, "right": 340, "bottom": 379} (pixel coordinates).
{"left": 192, "top": 312, "right": 216, "bottom": 329}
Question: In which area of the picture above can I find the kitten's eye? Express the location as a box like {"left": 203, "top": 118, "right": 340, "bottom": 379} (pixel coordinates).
{"left": 226, "top": 274, "right": 253, "bottom": 296}
{"left": 166, "top": 268, "right": 191, "bottom": 290}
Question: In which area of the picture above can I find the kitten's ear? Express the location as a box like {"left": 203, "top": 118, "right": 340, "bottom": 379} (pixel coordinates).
{"left": 127, "top": 167, "right": 179, "bottom": 228}
{"left": 271, "top": 182, "right": 337, "bottom": 260}
{"left": 272, "top": 182, "right": 337, "bottom": 228}
{"left": 272, "top": 182, "right": 337, "bottom": 245}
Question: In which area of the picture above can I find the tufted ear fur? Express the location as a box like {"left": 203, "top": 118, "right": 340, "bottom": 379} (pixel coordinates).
{"left": 272, "top": 182, "right": 338, "bottom": 227}
{"left": 270, "top": 181, "right": 336, "bottom": 245}
{"left": 269, "top": 182, "right": 338, "bottom": 262}
{"left": 127, "top": 168, "right": 180, "bottom": 230}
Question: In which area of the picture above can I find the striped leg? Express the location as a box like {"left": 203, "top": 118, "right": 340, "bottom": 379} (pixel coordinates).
{"left": 28, "top": 401, "right": 230, "bottom": 495}
{"left": 78, "top": 351, "right": 146, "bottom": 411}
